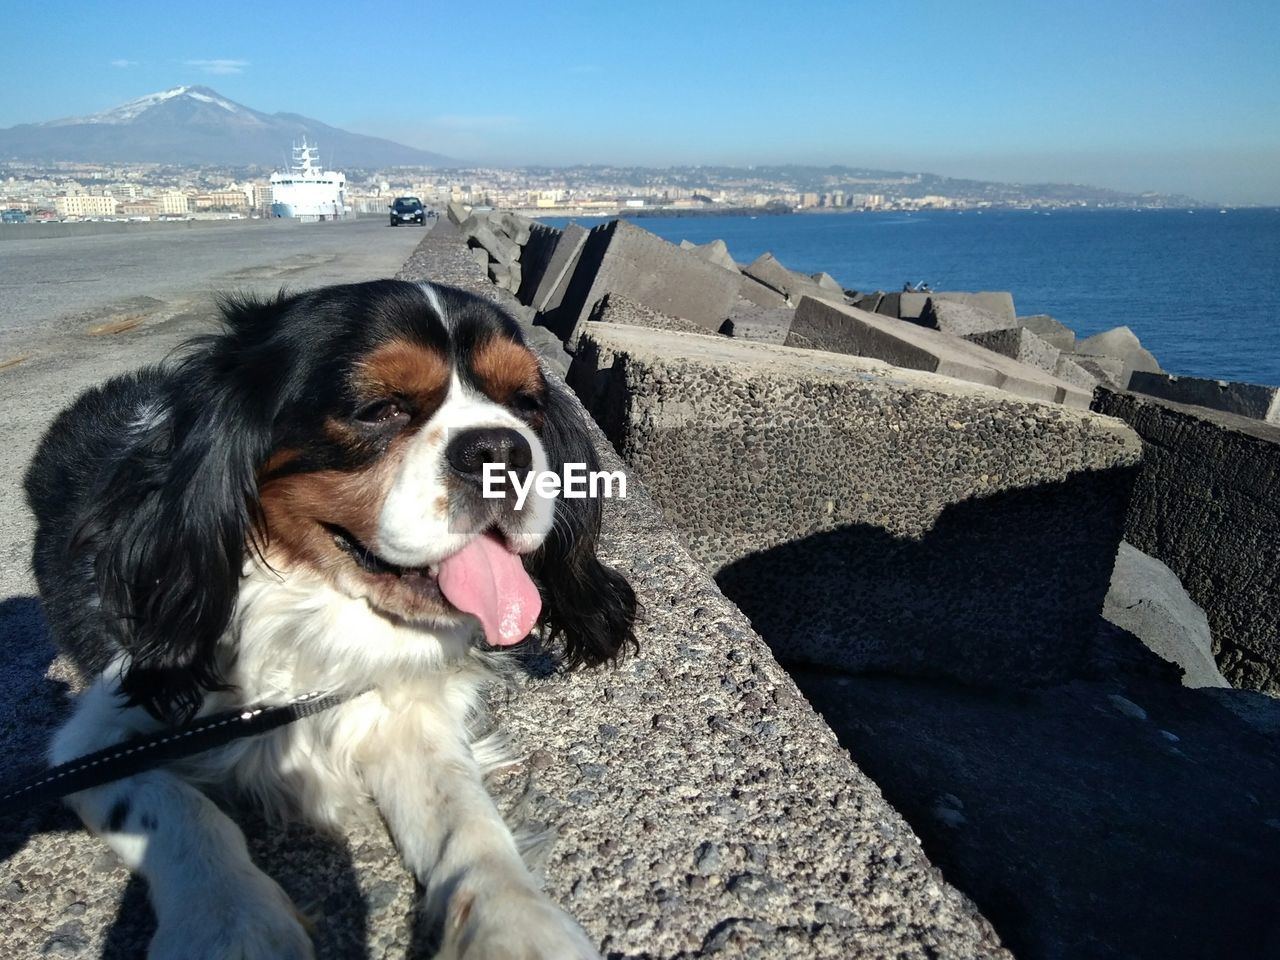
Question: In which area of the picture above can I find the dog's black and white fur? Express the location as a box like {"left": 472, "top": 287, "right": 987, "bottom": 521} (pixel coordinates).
{"left": 24, "top": 279, "right": 637, "bottom": 959}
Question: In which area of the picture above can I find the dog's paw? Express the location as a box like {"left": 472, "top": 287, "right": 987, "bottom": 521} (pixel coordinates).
{"left": 147, "top": 870, "right": 314, "bottom": 960}
{"left": 443, "top": 888, "right": 600, "bottom": 960}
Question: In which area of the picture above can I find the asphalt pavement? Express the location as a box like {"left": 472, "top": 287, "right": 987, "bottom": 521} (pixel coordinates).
{"left": 0, "top": 217, "right": 429, "bottom": 362}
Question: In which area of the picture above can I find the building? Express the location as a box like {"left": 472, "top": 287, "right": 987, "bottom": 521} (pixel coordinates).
{"left": 54, "top": 194, "right": 118, "bottom": 218}
{"left": 159, "top": 191, "right": 191, "bottom": 216}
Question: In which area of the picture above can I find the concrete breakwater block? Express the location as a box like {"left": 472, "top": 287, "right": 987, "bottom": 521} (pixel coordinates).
{"left": 722, "top": 297, "right": 794, "bottom": 344}
{"left": 1127, "top": 370, "right": 1280, "bottom": 424}
{"left": 1075, "top": 325, "right": 1162, "bottom": 388}
{"left": 964, "top": 326, "right": 1061, "bottom": 373}
{"left": 1018, "top": 314, "right": 1076, "bottom": 352}
{"left": 544, "top": 219, "right": 742, "bottom": 346}
{"left": 799, "top": 670, "right": 1280, "bottom": 960}
{"left": 1053, "top": 354, "right": 1099, "bottom": 390}
{"left": 743, "top": 252, "right": 832, "bottom": 306}
{"left": 1092, "top": 388, "right": 1280, "bottom": 695}
{"left": 881, "top": 291, "right": 1017, "bottom": 326}
{"left": 528, "top": 221, "right": 588, "bottom": 314}
{"left": 679, "top": 237, "right": 738, "bottom": 271}
{"left": 589, "top": 292, "right": 711, "bottom": 336}
{"left": 1103, "top": 542, "right": 1228, "bottom": 689}
{"left": 922, "top": 298, "right": 1019, "bottom": 337}
{"left": 569, "top": 323, "right": 1141, "bottom": 687}
{"left": 514, "top": 221, "right": 563, "bottom": 304}
{"left": 784, "top": 297, "right": 1092, "bottom": 408}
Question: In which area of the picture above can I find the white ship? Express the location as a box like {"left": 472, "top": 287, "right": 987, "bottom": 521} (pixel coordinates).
{"left": 269, "top": 140, "right": 346, "bottom": 221}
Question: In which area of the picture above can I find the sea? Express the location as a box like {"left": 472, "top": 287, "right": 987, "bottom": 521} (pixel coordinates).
{"left": 541, "top": 208, "right": 1280, "bottom": 387}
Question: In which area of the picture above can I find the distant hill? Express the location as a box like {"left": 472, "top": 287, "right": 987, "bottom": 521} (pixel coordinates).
{"left": 0, "top": 86, "right": 451, "bottom": 168}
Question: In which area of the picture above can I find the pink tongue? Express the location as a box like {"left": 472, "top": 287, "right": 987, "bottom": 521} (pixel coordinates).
{"left": 437, "top": 533, "right": 541, "bottom": 647}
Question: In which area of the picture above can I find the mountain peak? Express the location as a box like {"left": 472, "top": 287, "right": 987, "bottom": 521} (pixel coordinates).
{"left": 62, "top": 86, "right": 249, "bottom": 125}
{"left": 1, "top": 87, "right": 453, "bottom": 167}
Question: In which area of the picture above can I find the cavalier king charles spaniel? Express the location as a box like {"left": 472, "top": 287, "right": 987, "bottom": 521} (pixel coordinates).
{"left": 24, "top": 279, "right": 637, "bottom": 959}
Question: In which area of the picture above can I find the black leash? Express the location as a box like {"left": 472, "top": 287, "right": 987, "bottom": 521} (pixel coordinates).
{"left": 0, "top": 688, "right": 354, "bottom": 818}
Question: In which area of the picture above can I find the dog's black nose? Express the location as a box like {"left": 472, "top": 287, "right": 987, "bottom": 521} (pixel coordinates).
{"left": 446, "top": 427, "right": 533, "bottom": 484}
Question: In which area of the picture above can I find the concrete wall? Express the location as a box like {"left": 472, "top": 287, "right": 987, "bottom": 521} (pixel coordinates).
{"left": 1092, "top": 388, "right": 1280, "bottom": 694}
{"left": 570, "top": 323, "right": 1141, "bottom": 687}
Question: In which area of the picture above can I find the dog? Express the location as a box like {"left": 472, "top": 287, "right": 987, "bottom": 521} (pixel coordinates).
{"left": 24, "top": 279, "right": 637, "bottom": 959}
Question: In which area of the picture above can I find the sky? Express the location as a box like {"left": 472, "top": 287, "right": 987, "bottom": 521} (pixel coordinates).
{"left": 2, "top": 0, "right": 1278, "bottom": 204}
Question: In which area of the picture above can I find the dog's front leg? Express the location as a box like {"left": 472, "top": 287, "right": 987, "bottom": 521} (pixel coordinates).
{"left": 52, "top": 677, "right": 314, "bottom": 960}
{"left": 360, "top": 712, "right": 599, "bottom": 960}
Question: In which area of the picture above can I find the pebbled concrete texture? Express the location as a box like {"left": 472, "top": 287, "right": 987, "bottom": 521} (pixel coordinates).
{"left": 1, "top": 221, "right": 1008, "bottom": 959}
{"left": 1092, "top": 388, "right": 1280, "bottom": 695}
{"left": 568, "top": 323, "right": 1141, "bottom": 687}
{"left": 588, "top": 292, "right": 711, "bottom": 336}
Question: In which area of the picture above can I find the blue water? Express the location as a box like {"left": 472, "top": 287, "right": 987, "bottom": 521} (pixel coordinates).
{"left": 543, "top": 209, "right": 1280, "bottom": 386}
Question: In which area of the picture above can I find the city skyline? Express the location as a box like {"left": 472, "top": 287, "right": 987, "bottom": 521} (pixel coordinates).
{"left": 3, "top": 0, "right": 1278, "bottom": 205}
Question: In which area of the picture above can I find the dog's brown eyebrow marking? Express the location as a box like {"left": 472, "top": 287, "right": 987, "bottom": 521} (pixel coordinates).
{"left": 470, "top": 337, "right": 543, "bottom": 403}
{"left": 355, "top": 339, "right": 451, "bottom": 411}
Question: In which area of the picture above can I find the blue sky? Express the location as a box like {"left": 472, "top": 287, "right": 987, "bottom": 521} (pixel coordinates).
{"left": 3, "top": 0, "right": 1278, "bottom": 203}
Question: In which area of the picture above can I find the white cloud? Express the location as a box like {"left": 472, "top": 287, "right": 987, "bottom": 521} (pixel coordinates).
{"left": 185, "top": 59, "right": 249, "bottom": 75}
{"left": 110, "top": 59, "right": 139, "bottom": 68}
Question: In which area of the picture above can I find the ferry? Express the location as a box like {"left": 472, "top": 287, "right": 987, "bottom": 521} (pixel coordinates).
{"left": 270, "top": 140, "right": 346, "bottom": 221}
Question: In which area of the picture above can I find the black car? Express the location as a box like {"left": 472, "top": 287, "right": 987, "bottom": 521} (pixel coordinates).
{"left": 389, "top": 197, "right": 426, "bottom": 226}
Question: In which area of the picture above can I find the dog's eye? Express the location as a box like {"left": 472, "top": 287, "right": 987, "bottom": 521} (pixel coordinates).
{"left": 510, "top": 391, "right": 543, "bottom": 415}
{"left": 354, "top": 400, "right": 409, "bottom": 425}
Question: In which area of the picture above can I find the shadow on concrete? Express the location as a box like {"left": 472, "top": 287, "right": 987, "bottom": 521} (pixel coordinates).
{"left": 706, "top": 482, "right": 1280, "bottom": 958}
{"left": 796, "top": 671, "right": 1280, "bottom": 960}
{"left": 713, "top": 469, "right": 1137, "bottom": 687}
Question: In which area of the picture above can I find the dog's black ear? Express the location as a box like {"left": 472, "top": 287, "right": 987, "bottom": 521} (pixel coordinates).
{"left": 528, "top": 380, "right": 638, "bottom": 668}
{"left": 84, "top": 294, "right": 296, "bottom": 724}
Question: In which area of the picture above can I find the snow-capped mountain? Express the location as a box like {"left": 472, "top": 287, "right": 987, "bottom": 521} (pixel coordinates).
{"left": 0, "top": 86, "right": 451, "bottom": 167}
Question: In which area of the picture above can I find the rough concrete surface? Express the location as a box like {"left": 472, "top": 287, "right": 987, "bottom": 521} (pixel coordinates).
{"left": 529, "top": 222, "right": 589, "bottom": 315}
{"left": 964, "top": 326, "right": 1060, "bottom": 373}
{"left": 722, "top": 298, "right": 793, "bottom": 344}
{"left": 588, "top": 293, "right": 712, "bottom": 336}
{"left": 741, "top": 253, "right": 829, "bottom": 306}
{"left": 1103, "top": 542, "right": 1228, "bottom": 688}
{"left": 1, "top": 221, "right": 1008, "bottom": 959}
{"left": 1017, "top": 314, "right": 1076, "bottom": 352}
{"left": 784, "top": 297, "right": 1092, "bottom": 408}
{"left": 885, "top": 292, "right": 1017, "bottom": 326}
{"left": 568, "top": 323, "right": 1141, "bottom": 687}
{"left": 514, "top": 222, "right": 563, "bottom": 305}
{"left": 678, "top": 238, "right": 737, "bottom": 272}
{"left": 920, "top": 298, "right": 1014, "bottom": 338}
{"left": 1075, "top": 326, "right": 1162, "bottom": 388}
{"left": 798, "top": 670, "right": 1280, "bottom": 960}
{"left": 546, "top": 220, "right": 741, "bottom": 345}
{"left": 1128, "top": 370, "right": 1280, "bottom": 424}
{"left": 1092, "top": 388, "right": 1280, "bottom": 694}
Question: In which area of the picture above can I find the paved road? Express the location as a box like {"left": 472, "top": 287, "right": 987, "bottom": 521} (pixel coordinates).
{"left": 0, "top": 217, "right": 429, "bottom": 360}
